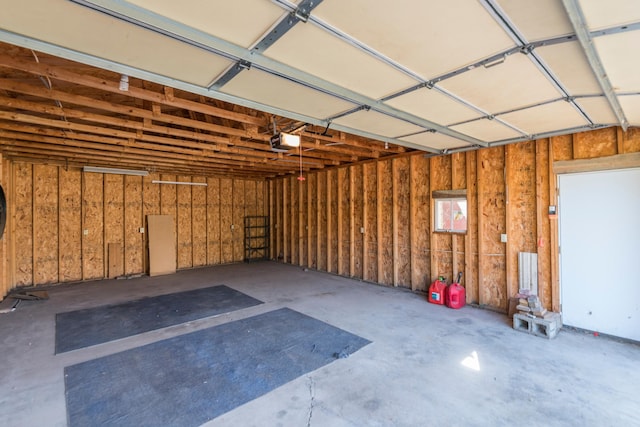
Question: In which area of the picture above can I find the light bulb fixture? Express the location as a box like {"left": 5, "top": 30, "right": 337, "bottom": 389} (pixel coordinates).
{"left": 83, "top": 166, "right": 148, "bottom": 176}
{"left": 119, "top": 74, "right": 129, "bottom": 91}
{"left": 270, "top": 132, "right": 301, "bottom": 152}
{"left": 152, "top": 180, "right": 208, "bottom": 186}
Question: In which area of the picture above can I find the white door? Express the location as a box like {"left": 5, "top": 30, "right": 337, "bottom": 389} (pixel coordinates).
{"left": 559, "top": 168, "right": 640, "bottom": 341}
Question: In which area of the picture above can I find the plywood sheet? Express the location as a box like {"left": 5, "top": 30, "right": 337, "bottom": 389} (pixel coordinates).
{"left": 58, "top": 169, "right": 82, "bottom": 282}
{"left": 410, "top": 155, "right": 430, "bottom": 291}
{"left": 265, "top": 23, "right": 417, "bottom": 100}
{"left": 313, "top": 0, "right": 514, "bottom": 79}
{"left": 595, "top": 32, "right": 640, "bottom": 93}
{"left": 328, "top": 170, "right": 339, "bottom": 273}
{"left": 317, "top": 171, "right": 328, "bottom": 271}
{"left": 619, "top": 95, "right": 640, "bottom": 127}
{"left": 465, "top": 150, "right": 479, "bottom": 303}
{"left": 308, "top": 173, "right": 317, "bottom": 269}
{"left": 207, "top": 177, "right": 221, "bottom": 265}
{"left": 191, "top": 177, "right": 207, "bottom": 267}
{"left": 177, "top": 177, "right": 193, "bottom": 269}
{"left": 623, "top": 128, "right": 640, "bottom": 153}
{"left": 576, "top": 97, "right": 619, "bottom": 125}
{"left": 573, "top": 127, "right": 617, "bottom": 159}
{"left": 147, "top": 214, "right": 176, "bottom": 276}
{"left": 337, "top": 168, "right": 349, "bottom": 275}
{"left": 220, "top": 178, "right": 233, "bottom": 263}
{"left": 377, "top": 160, "right": 393, "bottom": 286}
{"left": 14, "top": 163, "right": 33, "bottom": 286}
{"left": 108, "top": 243, "right": 123, "bottom": 278}
{"left": 33, "top": 165, "right": 58, "bottom": 284}
{"left": 351, "top": 165, "right": 364, "bottom": 279}
{"left": 232, "top": 179, "right": 245, "bottom": 262}
{"left": 551, "top": 134, "right": 573, "bottom": 161}
{"left": 222, "top": 68, "right": 355, "bottom": 120}
{"left": 535, "top": 42, "right": 601, "bottom": 94}
{"left": 580, "top": 0, "right": 640, "bottom": 30}
{"left": 535, "top": 139, "right": 553, "bottom": 309}
{"left": 104, "top": 174, "right": 124, "bottom": 279}
{"left": 393, "top": 158, "right": 411, "bottom": 288}
{"left": 124, "top": 176, "right": 143, "bottom": 275}
{"left": 363, "top": 162, "right": 378, "bottom": 282}
{"left": 298, "top": 177, "right": 308, "bottom": 267}
{"left": 82, "top": 172, "right": 103, "bottom": 280}
{"left": 289, "top": 176, "right": 299, "bottom": 265}
{"left": 142, "top": 174, "right": 160, "bottom": 273}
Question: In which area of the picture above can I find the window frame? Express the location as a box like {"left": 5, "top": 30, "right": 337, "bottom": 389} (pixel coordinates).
{"left": 432, "top": 189, "right": 467, "bottom": 234}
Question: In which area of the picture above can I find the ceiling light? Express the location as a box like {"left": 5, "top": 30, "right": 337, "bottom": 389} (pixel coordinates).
{"left": 270, "top": 132, "right": 300, "bottom": 153}
{"left": 152, "top": 180, "right": 208, "bottom": 186}
{"left": 83, "top": 166, "right": 148, "bottom": 176}
{"left": 119, "top": 74, "right": 129, "bottom": 91}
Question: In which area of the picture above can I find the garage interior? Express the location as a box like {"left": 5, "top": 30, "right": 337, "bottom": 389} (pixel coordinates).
{"left": 0, "top": 1, "right": 639, "bottom": 426}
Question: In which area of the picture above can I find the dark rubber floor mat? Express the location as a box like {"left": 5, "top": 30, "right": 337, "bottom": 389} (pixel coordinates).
{"left": 55, "top": 285, "right": 262, "bottom": 353}
{"left": 64, "top": 307, "right": 370, "bottom": 427}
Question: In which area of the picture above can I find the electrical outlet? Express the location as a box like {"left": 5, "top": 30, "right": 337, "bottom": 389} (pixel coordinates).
{"left": 139, "top": 227, "right": 145, "bottom": 233}
{"left": 360, "top": 227, "right": 365, "bottom": 234}
{"left": 83, "top": 229, "right": 88, "bottom": 236}
{"left": 231, "top": 224, "right": 235, "bottom": 230}
{"left": 500, "top": 233, "right": 508, "bottom": 243}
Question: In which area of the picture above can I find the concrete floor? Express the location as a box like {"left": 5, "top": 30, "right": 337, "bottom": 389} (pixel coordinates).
{"left": 0, "top": 262, "right": 638, "bottom": 427}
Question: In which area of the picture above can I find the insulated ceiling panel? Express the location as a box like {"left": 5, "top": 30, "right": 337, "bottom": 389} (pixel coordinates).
{"left": 126, "top": 0, "right": 290, "bottom": 48}
{"left": 498, "top": 101, "right": 587, "bottom": 135}
{"left": 439, "top": 53, "right": 563, "bottom": 114}
{"left": 495, "top": 0, "right": 574, "bottom": 41}
{"left": 579, "top": 0, "right": 640, "bottom": 30}
{"left": 535, "top": 42, "right": 602, "bottom": 95}
{"left": 263, "top": 23, "right": 417, "bottom": 100}
{"left": 0, "top": 0, "right": 232, "bottom": 86}
{"left": 618, "top": 96, "right": 640, "bottom": 126}
{"left": 575, "top": 97, "right": 619, "bottom": 125}
{"left": 332, "top": 110, "right": 425, "bottom": 138}
{"left": 220, "top": 68, "right": 355, "bottom": 119}
{"left": 594, "top": 32, "right": 640, "bottom": 93}
{"left": 385, "top": 88, "right": 483, "bottom": 126}
{"left": 400, "top": 132, "right": 471, "bottom": 151}
{"left": 312, "top": 0, "right": 515, "bottom": 79}
{"left": 450, "top": 119, "right": 522, "bottom": 143}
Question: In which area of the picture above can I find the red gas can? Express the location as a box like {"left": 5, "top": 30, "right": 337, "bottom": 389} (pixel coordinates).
{"left": 428, "top": 276, "right": 446, "bottom": 305}
{"left": 445, "top": 273, "right": 466, "bottom": 309}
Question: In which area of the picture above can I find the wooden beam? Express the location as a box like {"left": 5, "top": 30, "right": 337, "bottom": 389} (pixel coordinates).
{"left": 553, "top": 152, "right": 640, "bottom": 174}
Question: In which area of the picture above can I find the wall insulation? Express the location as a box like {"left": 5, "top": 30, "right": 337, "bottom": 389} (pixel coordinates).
{"left": 2, "top": 169, "right": 266, "bottom": 293}
{"left": 270, "top": 127, "right": 640, "bottom": 312}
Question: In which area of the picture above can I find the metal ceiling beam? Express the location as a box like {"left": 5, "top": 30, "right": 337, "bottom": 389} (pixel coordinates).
{"left": 63, "top": 0, "right": 483, "bottom": 150}
{"left": 561, "top": 0, "right": 629, "bottom": 130}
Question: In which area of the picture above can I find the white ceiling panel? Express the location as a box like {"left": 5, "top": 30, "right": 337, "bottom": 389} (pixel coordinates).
{"left": 332, "top": 110, "right": 425, "bottom": 138}
{"left": 535, "top": 42, "right": 602, "bottom": 95}
{"left": 495, "top": 0, "right": 574, "bottom": 41}
{"left": 400, "top": 132, "right": 471, "bottom": 151}
{"left": 579, "top": 0, "right": 640, "bottom": 30}
{"left": 126, "top": 0, "right": 289, "bottom": 48}
{"left": 439, "top": 53, "right": 563, "bottom": 114}
{"left": 575, "top": 97, "right": 619, "bottom": 124}
{"left": 594, "top": 32, "right": 640, "bottom": 93}
{"left": 498, "top": 101, "right": 587, "bottom": 135}
{"left": 264, "top": 23, "right": 417, "bottom": 100}
{"left": 0, "top": 0, "right": 232, "bottom": 86}
{"left": 450, "top": 119, "right": 522, "bottom": 142}
{"left": 619, "top": 95, "right": 640, "bottom": 126}
{"left": 312, "top": 0, "right": 514, "bottom": 79}
{"left": 221, "top": 69, "right": 356, "bottom": 119}
{"left": 385, "top": 88, "right": 483, "bottom": 126}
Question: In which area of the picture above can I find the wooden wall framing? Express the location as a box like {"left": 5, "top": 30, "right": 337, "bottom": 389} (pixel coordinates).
{"left": 269, "top": 127, "right": 640, "bottom": 312}
{"left": 2, "top": 167, "right": 266, "bottom": 293}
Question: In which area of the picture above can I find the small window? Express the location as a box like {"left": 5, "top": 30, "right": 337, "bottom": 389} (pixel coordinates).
{"left": 433, "top": 190, "right": 467, "bottom": 233}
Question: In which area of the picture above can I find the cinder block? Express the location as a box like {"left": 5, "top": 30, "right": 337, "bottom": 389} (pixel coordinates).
{"left": 513, "top": 313, "right": 532, "bottom": 333}
{"left": 513, "top": 313, "right": 561, "bottom": 339}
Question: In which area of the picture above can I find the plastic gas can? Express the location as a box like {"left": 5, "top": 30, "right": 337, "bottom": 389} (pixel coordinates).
{"left": 428, "top": 276, "right": 446, "bottom": 305}
{"left": 445, "top": 273, "right": 465, "bottom": 309}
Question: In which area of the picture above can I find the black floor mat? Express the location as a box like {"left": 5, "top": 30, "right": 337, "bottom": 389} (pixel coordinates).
{"left": 64, "top": 307, "right": 370, "bottom": 427}
{"left": 55, "top": 285, "right": 262, "bottom": 353}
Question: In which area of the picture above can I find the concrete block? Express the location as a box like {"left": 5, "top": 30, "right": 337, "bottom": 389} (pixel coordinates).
{"left": 513, "top": 313, "right": 561, "bottom": 339}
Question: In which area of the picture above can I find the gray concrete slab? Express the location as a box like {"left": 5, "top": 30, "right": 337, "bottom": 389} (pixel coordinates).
{"left": 0, "top": 262, "right": 638, "bottom": 427}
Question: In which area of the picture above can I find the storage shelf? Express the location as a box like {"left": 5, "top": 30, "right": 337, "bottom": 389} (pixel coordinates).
{"left": 244, "top": 216, "right": 269, "bottom": 262}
